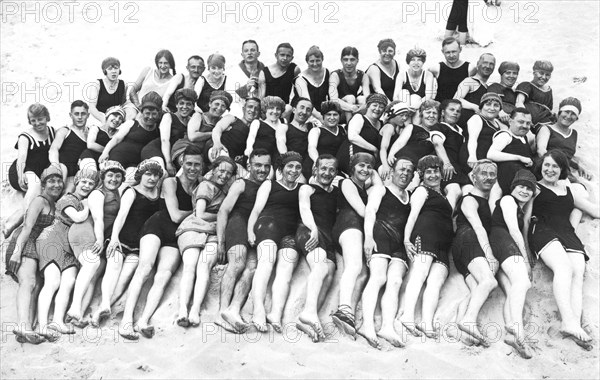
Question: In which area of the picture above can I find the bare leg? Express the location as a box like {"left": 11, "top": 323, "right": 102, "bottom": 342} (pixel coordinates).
{"left": 420, "top": 262, "right": 448, "bottom": 335}
{"left": 251, "top": 240, "right": 278, "bottom": 332}
{"left": 215, "top": 244, "right": 247, "bottom": 330}
{"left": 15, "top": 258, "right": 39, "bottom": 335}
{"left": 188, "top": 243, "right": 219, "bottom": 326}
{"left": 358, "top": 257, "right": 388, "bottom": 349}
{"left": 81, "top": 259, "right": 106, "bottom": 318}
{"left": 68, "top": 249, "right": 101, "bottom": 322}
{"left": 377, "top": 260, "right": 407, "bottom": 347}
{"left": 177, "top": 247, "right": 201, "bottom": 325}
{"left": 110, "top": 254, "right": 139, "bottom": 304}
{"left": 37, "top": 265, "right": 61, "bottom": 334}
{"left": 398, "top": 254, "right": 433, "bottom": 336}
{"left": 49, "top": 266, "right": 77, "bottom": 333}
{"left": 93, "top": 251, "right": 124, "bottom": 323}
{"left": 567, "top": 252, "right": 586, "bottom": 324}
{"left": 267, "top": 247, "right": 299, "bottom": 331}
{"left": 298, "top": 248, "right": 333, "bottom": 340}
{"left": 337, "top": 229, "right": 364, "bottom": 313}
{"left": 501, "top": 256, "right": 532, "bottom": 344}
{"left": 222, "top": 250, "right": 257, "bottom": 332}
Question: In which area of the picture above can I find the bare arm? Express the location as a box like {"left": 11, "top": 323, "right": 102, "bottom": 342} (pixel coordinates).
{"left": 466, "top": 116, "right": 483, "bottom": 165}
{"left": 86, "top": 125, "right": 104, "bottom": 153}
{"left": 294, "top": 75, "right": 310, "bottom": 100}
{"left": 87, "top": 81, "right": 105, "bottom": 123}
{"left": 535, "top": 125, "right": 551, "bottom": 157}
{"left": 404, "top": 186, "right": 427, "bottom": 259}
{"left": 89, "top": 189, "right": 106, "bottom": 244}
{"left": 212, "top": 115, "right": 236, "bottom": 154}
{"left": 347, "top": 114, "right": 377, "bottom": 153}
{"left": 454, "top": 79, "right": 479, "bottom": 111}
{"left": 247, "top": 180, "right": 272, "bottom": 245}
{"left": 129, "top": 67, "right": 151, "bottom": 108}
{"left": 501, "top": 197, "right": 529, "bottom": 260}
{"left": 258, "top": 71, "right": 266, "bottom": 99}
{"left": 161, "top": 73, "right": 184, "bottom": 112}
{"left": 366, "top": 65, "right": 384, "bottom": 96}
{"left": 15, "top": 135, "right": 30, "bottom": 189}
{"left": 216, "top": 179, "right": 245, "bottom": 247}
{"left": 363, "top": 185, "right": 385, "bottom": 259}
{"left": 340, "top": 179, "right": 367, "bottom": 218}
{"left": 107, "top": 187, "right": 135, "bottom": 257}
{"left": 307, "top": 127, "right": 321, "bottom": 162}
{"left": 48, "top": 127, "right": 68, "bottom": 165}
{"left": 276, "top": 122, "right": 289, "bottom": 155}
{"left": 163, "top": 177, "right": 193, "bottom": 223}
{"left": 387, "top": 124, "right": 413, "bottom": 159}
{"left": 461, "top": 197, "right": 494, "bottom": 262}
{"left": 99, "top": 120, "right": 134, "bottom": 162}
{"left": 424, "top": 70, "right": 436, "bottom": 100}
{"left": 187, "top": 113, "right": 212, "bottom": 143}
{"left": 244, "top": 119, "right": 261, "bottom": 157}
{"left": 488, "top": 132, "right": 533, "bottom": 166}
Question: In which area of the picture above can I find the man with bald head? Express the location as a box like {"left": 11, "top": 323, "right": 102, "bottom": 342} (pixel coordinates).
{"left": 454, "top": 53, "right": 496, "bottom": 128}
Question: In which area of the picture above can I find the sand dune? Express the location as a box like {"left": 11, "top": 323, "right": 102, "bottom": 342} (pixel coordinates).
{"left": 1, "top": 1, "right": 599, "bottom": 378}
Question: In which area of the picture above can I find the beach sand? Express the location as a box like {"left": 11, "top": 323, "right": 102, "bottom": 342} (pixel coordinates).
{"left": 1, "top": 1, "right": 598, "bottom": 378}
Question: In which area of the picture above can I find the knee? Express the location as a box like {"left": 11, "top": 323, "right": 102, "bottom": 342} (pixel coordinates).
{"left": 481, "top": 275, "right": 498, "bottom": 292}
{"left": 137, "top": 262, "right": 155, "bottom": 278}
{"left": 343, "top": 262, "right": 363, "bottom": 278}
{"left": 18, "top": 274, "right": 37, "bottom": 291}
{"left": 368, "top": 271, "right": 387, "bottom": 288}
{"left": 154, "top": 270, "right": 174, "bottom": 286}
{"left": 43, "top": 276, "right": 61, "bottom": 292}
{"left": 386, "top": 277, "right": 403, "bottom": 290}
{"left": 514, "top": 277, "right": 531, "bottom": 292}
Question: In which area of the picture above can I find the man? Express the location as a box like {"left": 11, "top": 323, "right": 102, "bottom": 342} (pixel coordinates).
{"left": 454, "top": 53, "right": 496, "bottom": 128}
{"left": 49, "top": 100, "right": 91, "bottom": 192}
{"left": 207, "top": 97, "right": 261, "bottom": 163}
{"left": 293, "top": 155, "right": 339, "bottom": 342}
{"left": 487, "top": 107, "right": 534, "bottom": 199}
{"left": 214, "top": 149, "right": 272, "bottom": 333}
{"left": 258, "top": 42, "right": 301, "bottom": 117}
{"left": 229, "top": 40, "right": 265, "bottom": 115}
{"left": 276, "top": 97, "right": 313, "bottom": 159}
{"left": 162, "top": 55, "right": 205, "bottom": 113}
{"left": 488, "top": 61, "right": 520, "bottom": 123}
{"left": 429, "top": 37, "right": 474, "bottom": 103}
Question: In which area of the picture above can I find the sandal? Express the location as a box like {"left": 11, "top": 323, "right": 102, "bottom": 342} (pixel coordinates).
{"left": 331, "top": 305, "right": 356, "bottom": 340}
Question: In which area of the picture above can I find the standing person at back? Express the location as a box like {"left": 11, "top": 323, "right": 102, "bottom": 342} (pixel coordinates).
{"left": 366, "top": 38, "right": 400, "bottom": 102}
{"left": 258, "top": 42, "right": 301, "bottom": 118}
{"left": 228, "top": 40, "right": 265, "bottom": 118}
{"left": 429, "top": 37, "right": 474, "bottom": 104}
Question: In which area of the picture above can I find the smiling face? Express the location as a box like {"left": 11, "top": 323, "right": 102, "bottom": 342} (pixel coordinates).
{"left": 43, "top": 176, "right": 64, "bottom": 199}
{"left": 471, "top": 163, "right": 497, "bottom": 192}
{"left": 182, "top": 154, "right": 203, "bottom": 180}
{"left": 500, "top": 69, "right": 519, "bottom": 88}
{"left": 540, "top": 155, "right": 562, "bottom": 183}
{"left": 276, "top": 48, "right": 294, "bottom": 68}
{"left": 511, "top": 184, "right": 534, "bottom": 203}
{"left": 366, "top": 102, "right": 385, "bottom": 119}
{"left": 509, "top": 112, "right": 532, "bottom": 137}
{"left": 341, "top": 54, "right": 358, "bottom": 73}
{"left": 557, "top": 109, "right": 578, "bottom": 128}
{"left": 293, "top": 100, "right": 313, "bottom": 123}
{"left": 70, "top": 106, "right": 89, "bottom": 128}
{"left": 314, "top": 158, "right": 337, "bottom": 187}
{"left": 106, "top": 112, "right": 124, "bottom": 130}
{"left": 243, "top": 99, "right": 261, "bottom": 122}
{"left": 75, "top": 177, "right": 96, "bottom": 198}
{"left": 421, "top": 107, "right": 439, "bottom": 128}
{"left": 281, "top": 160, "right": 302, "bottom": 183}
{"left": 212, "top": 161, "right": 235, "bottom": 186}
{"left": 306, "top": 54, "right": 323, "bottom": 72}
{"left": 249, "top": 154, "right": 272, "bottom": 182}
{"left": 28, "top": 113, "right": 49, "bottom": 132}
{"left": 477, "top": 55, "right": 496, "bottom": 78}
{"left": 352, "top": 161, "right": 373, "bottom": 183}
{"left": 140, "top": 107, "right": 161, "bottom": 126}
{"left": 408, "top": 56, "right": 424, "bottom": 72}
{"left": 323, "top": 110, "right": 340, "bottom": 128}
{"left": 392, "top": 159, "right": 415, "bottom": 189}
{"left": 422, "top": 166, "right": 441, "bottom": 188}
{"left": 187, "top": 58, "right": 205, "bottom": 80}
{"left": 480, "top": 100, "right": 501, "bottom": 119}
{"left": 532, "top": 70, "right": 551, "bottom": 87}
{"left": 103, "top": 170, "right": 124, "bottom": 191}
{"left": 208, "top": 99, "right": 228, "bottom": 117}
{"left": 176, "top": 99, "right": 194, "bottom": 117}
{"left": 157, "top": 57, "right": 171, "bottom": 75}
{"left": 208, "top": 64, "right": 225, "bottom": 80}
{"left": 265, "top": 106, "right": 282, "bottom": 122}
{"left": 379, "top": 46, "right": 396, "bottom": 63}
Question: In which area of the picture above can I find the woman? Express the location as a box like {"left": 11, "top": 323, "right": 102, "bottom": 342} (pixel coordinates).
{"left": 529, "top": 151, "right": 599, "bottom": 350}
{"left": 462, "top": 92, "right": 506, "bottom": 169}
{"left": 5, "top": 103, "right": 56, "bottom": 239}
{"left": 395, "top": 48, "right": 436, "bottom": 112}
{"left": 366, "top": 38, "right": 399, "bottom": 102}
{"left": 176, "top": 156, "right": 237, "bottom": 327}
{"left": 172, "top": 90, "right": 232, "bottom": 169}
{"left": 79, "top": 105, "right": 126, "bottom": 171}
{"left": 360, "top": 157, "right": 414, "bottom": 349}
{"left": 515, "top": 60, "right": 554, "bottom": 133}
{"left": 489, "top": 169, "right": 536, "bottom": 359}
{"left": 294, "top": 46, "right": 329, "bottom": 120}
{"left": 126, "top": 49, "right": 175, "bottom": 120}
{"left": 5, "top": 166, "right": 63, "bottom": 344}
{"left": 329, "top": 46, "right": 370, "bottom": 123}
{"left": 36, "top": 169, "right": 98, "bottom": 339}
{"left": 400, "top": 155, "right": 453, "bottom": 339}
{"left": 452, "top": 159, "right": 499, "bottom": 346}
{"left": 118, "top": 146, "right": 204, "bottom": 339}
{"left": 336, "top": 93, "right": 388, "bottom": 175}
{"left": 331, "top": 153, "right": 383, "bottom": 338}
{"left": 247, "top": 152, "right": 304, "bottom": 332}
{"left": 92, "top": 160, "right": 163, "bottom": 326}
{"left": 66, "top": 161, "right": 126, "bottom": 327}
{"left": 195, "top": 53, "right": 227, "bottom": 113}
{"left": 141, "top": 88, "right": 197, "bottom": 175}
{"left": 377, "top": 102, "right": 411, "bottom": 180}
{"left": 89, "top": 57, "right": 127, "bottom": 123}
{"left": 244, "top": 96, "right": 286, "bottom": 161}
{"left": 100, "top": 92, "right": 162, "bottom": 177}
{"left": 304, "top": 101, "right": 346, "bottom": 179}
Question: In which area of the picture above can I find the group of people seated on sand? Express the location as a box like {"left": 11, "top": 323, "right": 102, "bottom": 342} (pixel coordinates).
{"left": 4, "top": 36, "right": 599, "bottom": 359}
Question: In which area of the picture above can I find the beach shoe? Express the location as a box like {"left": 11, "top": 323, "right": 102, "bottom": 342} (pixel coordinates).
{"left": 331, "top": 305, "right": 356, "bottom": 340}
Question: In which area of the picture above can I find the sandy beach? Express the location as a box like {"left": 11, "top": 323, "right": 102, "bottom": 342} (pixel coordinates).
{"left": 1, "top": 1, "right": 599, "bottom": 378}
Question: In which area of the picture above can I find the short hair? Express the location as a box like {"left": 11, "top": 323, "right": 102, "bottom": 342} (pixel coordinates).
{"left": 535, "top": 150, "right": 570, "bottom": 180}
{"left": 182, "top": 144, "right": 204, "bottom": 160}
{"left": 276, "top": 42, "right": 294, "bottom": 55}
{"left": 406, "top": 48, "right": 427, "bottom": 64}
{"left": 155, "top": 49, "right": 176, "bottom": 75}
{"left": 315, "top": 154, "right": 338, "bottom": 169}
{"left": 27, "top": 103, "right": 50, "bottom": 121}
{"left": 377, "top": 38, "right": 396, "bottom": 51}
{"left": 211, "top": 155, "right": 237, "bottom": 176}
{"left": 249, "top": 148, "right": 271, "bottom": 162}
{"left": 242, "top": 39, "right": 259, "bottom": 51}
{"left": 393, "top": 156, "right": 416, "bottom": 170}
{"left": 478, "top": 53, "right": 496, "bottom": 64}
{"left": 207, "top": 53, "right": 226, "bottom": 68}
{"left": 510, "top": 107, "right": 531, "bottom": 118}
{"left": 471, "top": 159, "right": 497, "bottom": 175}
{"left": 70, "top": 100, "right": 89, "bottom": 111}
{"left": 417, "top": 155, "right": 443, "bottom": 175}
{"left": 533, "top": 60, "right": 554, "bottom": 73}
{"left": 262, "top": 96, "right": 285, "bottom": 112}
{"left": 244, "top": 97, "right": 261, "bottom": 109}
{"left": 187, "top": 55, "right": 205, "bottom": 66}
{"left": 440, "top": 98, "right": 462, "bottom": 112}
{"left": 441, "top": 36, "right": 460, "bottom": 49}
{"left": 305, "top": 45, "right": 323, "bottom": 62}
{"left": 419, "top": 99, "right": 440, "bottom": 114}
{"left": 498, "top": 61, "right": 520, "bottom": 75}
{"left": 340, "top": 46, "right": 359, "bottom": 60}
{"left": 291, "top": 97, "right": 312, "bottom": 108}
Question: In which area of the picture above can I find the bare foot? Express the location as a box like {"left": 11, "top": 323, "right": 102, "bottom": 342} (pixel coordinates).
{"left": 397, "top": 314, "right": 422, "bottom": 337}
{"left": 188, "top": 314, "right": 200, "bottom": 328}
{"left": 416, "top": 321, "right": 439, "bottom": 339}
{"left": 176, "top": 315, "right": 190, "bottom": 328}
{"left": 91, "top": 307, "right": 111, "bottom": 328}
{"left": 221, "top": 309, "right": 249, "bottom": 334}
{"left": 560, "top": 325, "right": 593, "bottom": 351}
{"left": 504, "top": 333, "right": 533, "bottom": 359}
{"left": 214, "top": 315, "right": 238, "bottom": 333}
{"left": 47, "top": 322, "right": 75, "bottom": 335}
{"left": 298, "top": 312, "right": 325, "bottom": 341}
{"left": 266, "top": 313, "right": 282, "bottom": 333}
{"left": 458, "top": 321, "right": 489, "bottom": 347}
{"left": 119, "top": 322, "right": 139, "bottom": 341}
{"left": 357, "top": 326, "right": 382, "bottom": 350}
{"left": 138, "top": 322, "right": 155, "bottom": 339}
{"left": 252, "top": 308, "right": 268, "bottom": 333}
{"left": 296, "top": 321, "right": 319, "bottom": 343}
{"left": 14, "top": 328, "right": 46, "bottom": 345}
{"left": 377, "top": 327, "right": 405, "bottom": 348}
